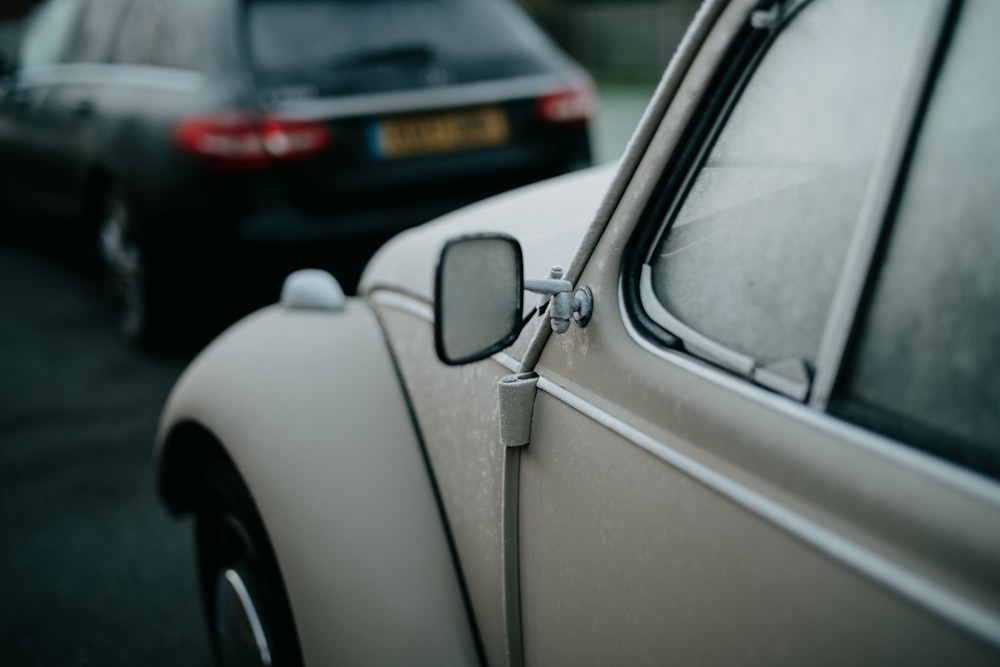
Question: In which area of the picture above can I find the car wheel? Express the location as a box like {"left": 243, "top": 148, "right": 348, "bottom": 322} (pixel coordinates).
{"left": 196, "top": 462, "right": 304, "bottom": 667}
{"left": 97, "top": 189, "right": 160, "bottom": 346}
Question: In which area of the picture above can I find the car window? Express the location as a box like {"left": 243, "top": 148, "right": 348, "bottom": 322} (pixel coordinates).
{"left": 639, "top": 0, "right": 936, "bottom": 387}
{"left": 64, "top": 0, "right": 131, "bottom": 63}
{"left": 114, "top": 0, "right": 201, "bottom": 70}
{"left": 243, "top": 0, "right": 557, "bottom": 92}
{"left": 113, "top": 0, "right": 154, "bottom": 65}
{"left": 146, "top": 1, "right": 201, "bottom": 70}
{"left": 17, "top": 0, "right": 81, "bottom": 69}
{"left": 831, "top": 0, "right": 1000, "bottom": 480}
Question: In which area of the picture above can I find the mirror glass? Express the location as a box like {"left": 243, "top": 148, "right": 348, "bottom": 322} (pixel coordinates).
{"left": 435, "top": 234, "right": 523, "bottom": 365}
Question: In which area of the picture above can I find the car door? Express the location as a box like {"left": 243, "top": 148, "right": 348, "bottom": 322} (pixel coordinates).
{"left": 518, "top": 0, "right": 1000, "bottom": 664}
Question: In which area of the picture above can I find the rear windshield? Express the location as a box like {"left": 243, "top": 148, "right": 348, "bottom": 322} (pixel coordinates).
{"left": 243, "top": 0, "right": 561, "bottom": 92}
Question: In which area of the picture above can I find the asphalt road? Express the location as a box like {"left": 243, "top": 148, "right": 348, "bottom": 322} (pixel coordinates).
{"left": 0, "top": 82, "right": 655, "bottom": 666}
{"left": 0, "top": 235, "right": 212, "bottom": 666}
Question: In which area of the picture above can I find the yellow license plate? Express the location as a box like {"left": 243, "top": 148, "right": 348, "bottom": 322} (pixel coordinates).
{"left": 375, "top": 106, "right": 509, "bottom": 158}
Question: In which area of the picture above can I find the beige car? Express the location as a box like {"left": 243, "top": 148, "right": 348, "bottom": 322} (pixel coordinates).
{"left": 155, "top": 0, "right": 1000, "bottom": 665}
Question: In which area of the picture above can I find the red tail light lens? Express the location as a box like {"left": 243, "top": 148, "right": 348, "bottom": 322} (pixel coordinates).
{"left": 173, "top": 113, "right": 330, "bottom": 169}
{"left": 536, "top": 81, "right": 595, "bottom": 124}
{"left": 259, "top": 117, "right": 330, "bottom": 159}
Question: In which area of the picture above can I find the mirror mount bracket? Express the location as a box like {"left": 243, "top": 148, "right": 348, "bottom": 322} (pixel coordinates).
{"left": 524, "top": 266, "right": 593, "bottom": 334}
{"left": 498, "top": 372, "right": 539, "bottom": 448}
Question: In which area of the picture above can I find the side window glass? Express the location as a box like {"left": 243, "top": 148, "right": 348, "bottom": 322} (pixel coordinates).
{"left": 18, "top": 0, "right": 81, "bottom": 69}
{"left": 65, "top": 0, "right": 131, "bottom": 64}
{"left": 114, "top": 0, "right": 200, "bottom": 70}
{"left": 639, "top": 0, "right": 936, "bottom": 394}
{"left": 147, "top": 3, "right": 201, "bottom": 70}
{"left": 113, "top": 0, "right": 155, "bottom": 65}
{"left": 833, "top": 0, "right": 1000, "bottom": 480}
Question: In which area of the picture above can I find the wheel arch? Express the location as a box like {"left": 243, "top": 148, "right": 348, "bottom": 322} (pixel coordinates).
{"left": 157, "top": 419, "right": 229, "bottom": 514}
{"left": 154, "top": 301, "right": 481, "bottom": 665}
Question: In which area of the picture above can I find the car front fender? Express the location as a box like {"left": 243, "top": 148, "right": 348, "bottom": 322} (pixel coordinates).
{"left": 155, "top": 300, "right": 479, "bottom": 666}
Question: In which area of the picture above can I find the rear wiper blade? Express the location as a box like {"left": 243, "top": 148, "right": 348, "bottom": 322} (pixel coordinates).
{"left": 325, "top": 43, "right": 434, "bottom": 70}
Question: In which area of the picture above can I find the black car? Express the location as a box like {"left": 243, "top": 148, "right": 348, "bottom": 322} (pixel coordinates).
{"left": 0, "top": 0, "right": 593, "bottom": 346}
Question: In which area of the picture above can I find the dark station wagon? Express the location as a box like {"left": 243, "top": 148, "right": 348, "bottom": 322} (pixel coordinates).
{"left": 0, "top": 0, "right": 593, "bottom": 345}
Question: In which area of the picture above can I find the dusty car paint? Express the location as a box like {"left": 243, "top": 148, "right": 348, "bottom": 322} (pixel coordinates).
{"left": 156, "top": 302, "right": 479, "bottom": 665}
{"left": 505, "top": 0, "right": 1000, "bottom": 661}
{"left": 356, "top": 163, "right": 614, "bottom": 663}
{"left": 359, "top": 163, "right": 618, "bottom": 307}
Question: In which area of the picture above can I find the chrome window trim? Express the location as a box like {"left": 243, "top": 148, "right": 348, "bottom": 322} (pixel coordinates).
{"left": 535, "top": 367, "right": 1000, "bottom": 649}
{"left": 619, "top": 281, "right": 1000, "bottom": 506}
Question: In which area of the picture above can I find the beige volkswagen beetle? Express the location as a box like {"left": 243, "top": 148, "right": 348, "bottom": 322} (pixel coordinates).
{"left": 155, "top": 0, "right": 1000, "bottom": 664}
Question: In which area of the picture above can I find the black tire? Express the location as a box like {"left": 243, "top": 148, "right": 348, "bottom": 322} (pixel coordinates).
{"left": 97, "top": 188, "right": 164, "bottom": 348}
{"left": 196, "top": 462, "right": 304, "bottom": 667}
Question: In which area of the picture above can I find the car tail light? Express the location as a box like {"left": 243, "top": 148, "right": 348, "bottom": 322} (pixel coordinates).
{"left": 536, "top": 81, "right": 595, "bottom": 124}
{"left": 173, "top": 112, "right": 330, "bottom": 169}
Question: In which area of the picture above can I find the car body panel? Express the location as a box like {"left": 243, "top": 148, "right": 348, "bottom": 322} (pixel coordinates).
{"left": 367, "top": 0, "right": 1000, "bottom": 662}
{"left": 520, "top": 392, "right": 999, "bottom": 665}
{"left": 513, "top": 0, "right": 1000, "bottom": 661}
{"left": 370, "top": 299, "right": 515, "bottom": 666}
{"left": 518, "top": 207, "right": 1000, "bottom": 662}
{"left": 357, "top": 163, "right": 614, "bottom": 665}
{"left": 155, "top": 0, "right": 1000, "bottom": 663}
{"left": 155, "top": 301, "right": 479, "bottom": 665}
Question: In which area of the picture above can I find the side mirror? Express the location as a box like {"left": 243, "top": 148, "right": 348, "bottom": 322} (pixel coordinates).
{"left": 435, "top": 233, "right": 524, "bottom": 366}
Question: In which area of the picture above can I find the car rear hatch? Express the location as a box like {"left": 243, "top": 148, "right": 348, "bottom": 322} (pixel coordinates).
{"left": 235, "top": 0, "right": 593, "bottom": 244}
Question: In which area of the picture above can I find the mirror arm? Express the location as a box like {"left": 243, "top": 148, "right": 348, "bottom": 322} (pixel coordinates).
{"left": 523, "top": 277, "right": 573, "bottom": 295}
{"left": 524, "top": 268, "right": 593, "bottom": 335}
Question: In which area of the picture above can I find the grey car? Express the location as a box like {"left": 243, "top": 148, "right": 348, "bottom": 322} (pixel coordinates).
{"left": 156, "top": 0, "right": 1000, "bottom": 664}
